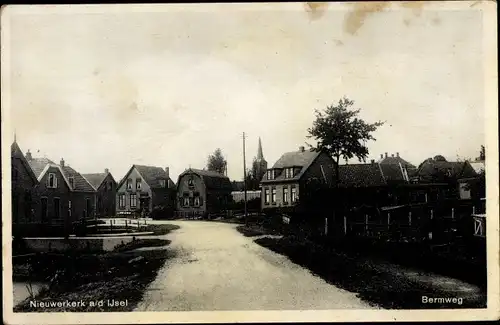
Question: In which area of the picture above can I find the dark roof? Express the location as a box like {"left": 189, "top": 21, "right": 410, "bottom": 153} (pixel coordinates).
{"left": 120, "top": 165, "right": 176, "bottom": 189}
{"left": 261, "top": 149, "right": 321, "bottom": 183}
{"left": 232, "top": 180, "right": 245, "bottom": 191}
{"left": 378, "top": 156, "right": 415, "bottom": 169}
{"left": 379, "top": 164, "right": 407, "bottom": 183}
{"left": 180, "top": 168, "right": 233, "bottom": 191}
{"left": 11, "top": 142, "right": 38, "bottom": 184}
{"left": 417, "top": 160, "right": 477, "bottom": 180}
{"left": 27, "top": 157, "right": 55, "bottom": 178}
{"left": 338, "top": 163, "right": 386, "bottom": 188}
{"left": 61, "top": 166, "right": 95, "bottom": 192}
{"left": 81, "top": 173, "right": 109, "bottom": 190}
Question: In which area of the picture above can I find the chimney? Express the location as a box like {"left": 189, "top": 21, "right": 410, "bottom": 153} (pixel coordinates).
{"left": 104, "top": 168, "right": 109, "bottom": 174}
{"left": 25, "top": 150, "right": 32, "bottom": 161}
{"left": 397, "top": 152, "right": 400, "bottom": 157}
{"left": 391, "top": 154, "right": 394, "bottom": 157}
{"left": 380, "top": 154, "right": 383, "bottom": 159}
{"left": 385, "top": 152, "right": 388, "bottom": 158}
{"left": 60, "top": 158, "right": 65, "bottom": 167}
{"left": 299, "top": 146, "right": 305, "bottom": 152}
{"left": 370, "top": 159, "right": 375, "bottom": 164}
{"left": 165, "top": 167, "right": 170, "bottom": 178}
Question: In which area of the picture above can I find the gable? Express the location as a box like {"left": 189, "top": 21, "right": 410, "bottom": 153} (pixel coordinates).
{"left": 38, "top": 165, "right": 72, "bottom": 191}
{"left": 117, "top": 166, "right": 152, "bottom": 193}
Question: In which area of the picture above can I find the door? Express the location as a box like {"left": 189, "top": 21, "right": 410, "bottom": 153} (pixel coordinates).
{"left": 41, "top": 198, "right": 48, "bottom": 222}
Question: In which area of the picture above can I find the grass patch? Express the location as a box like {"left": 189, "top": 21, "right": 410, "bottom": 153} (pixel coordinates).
{"left": 143, "top": 224, "right": 180, "bottom": 236}
{"left": 114, "top": 238, "right": 171, "bottom": 252}
{"left": 14, "top": 248, "right": 175, "bottom": 312}
{"left": 254, "top": 236, "right": 486, "bottom": 309}
{"left": 236, "top": 225, "right": 279, "bottom": 237}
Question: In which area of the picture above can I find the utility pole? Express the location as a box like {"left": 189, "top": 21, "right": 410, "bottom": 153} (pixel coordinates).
{"left": 242, "top": 132, "right": 248, "bottom": 224}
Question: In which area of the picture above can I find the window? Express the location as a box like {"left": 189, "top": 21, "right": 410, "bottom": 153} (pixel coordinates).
{"left": 183, "top": 197, "right": 190, "bottom": 207}
{"left": 271, "top": 187, "right": 276, "bottom": 204}
{"left": 264, "top": 188, "right": 270, "bottom": 204}
{"left": 108, "top": 182, "right": 112, "bottom": 191}
{"left": 41, "top": 197, "right": 48, "bottom": 222}
{"left": 54, "top": 198, "right": 60, "bottom": 220}
{"left": 187, "top": 178, "right": 194, "bottom": 187}
{"left": 285, "top": 168, "right": 294, "bottom": 178}
{"left": 159, "top": 179, "right": 166, "bottom": 187}
{"left": 283, "top": 187, "right": 289, "bottom": 204}
{"left": 136, "top": 178, "right": 142, "bottom": 190}
{"left": 194, "top": 196, "right": 200, "bottom": 207}
{"left": 266, "top": 170, "right": 274, "bottom": 180}
{"left": 47, "top": 173, "right": 57, "bottom": 188}
{"left": 119, "top": 194, "right": 126, "bottom": 208}
{"left": 291, "top": 187, "right": 297, "bottom": 203}
{"left": 130, "top": 194, "right": 137, "bottom": 208}
{"left": 127, "top": 178, "right": 132, "bottom": 190}
{"left": 69, "top": 177, "right": 74, "bottom": 189}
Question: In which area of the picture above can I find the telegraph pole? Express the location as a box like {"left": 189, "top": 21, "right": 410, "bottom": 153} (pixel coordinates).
{"left": 242, "top": 132, "right": 248, "bottom": 224}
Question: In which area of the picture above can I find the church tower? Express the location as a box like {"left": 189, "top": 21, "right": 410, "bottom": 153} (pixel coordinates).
{"left": 254, "top": 137, "right": 268, "bottom": 181}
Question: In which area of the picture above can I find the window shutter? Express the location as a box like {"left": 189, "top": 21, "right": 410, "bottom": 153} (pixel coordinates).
{"left": 55, "top": 176, "right": 58, "bottom": 188}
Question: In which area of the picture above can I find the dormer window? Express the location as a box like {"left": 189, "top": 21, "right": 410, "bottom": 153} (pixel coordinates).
{"left": 266, "top": 170, "right": 275, "bottom": 180}
{"left": 159, "top": 179, "right": 166, "bottom": 187}
{"left": 47, "top": 173, "right": 58, "bottom": 188}
{"left": 284, "top": 167, "right": 295, "bottom": 178}
{"left": 187, "top": 178, "right": 194, "bottom": 187}
{"left": 68, "top": 177, "right": 75, "bottom": 189}
{"left": 126, "top": 178, "right": 132, "bottom": 190}
{"left": 136, "top": 178, "right": 142, "bottom": 190}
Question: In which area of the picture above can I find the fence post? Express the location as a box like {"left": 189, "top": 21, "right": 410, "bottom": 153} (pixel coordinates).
{"left": 110, "top": 219, "right": 113, "bottom": 232}
{"left": 125, "top": 219, "right": 128, "bottom": 231}
{"left": 430, "top": 209, "right": 434, "bottom": 220}
{"left": 343, "top": 216, "right": 347, "bottom": 235}
{"left": 365, "top": 214, "right": 368, "bottom": 235}
{"left": 408, "top": 211, "right": 412, "bottom": 226}
{"left": 387, "top": 212, "right": 391, "bottom": 230}
{"left": 472, "top": 206, "right": 476, "bottom": 215}
{"left": 324, "top": 217, "right": 328, "bottom": 236}
{"left": 451, "top": 208, "right": 454, "bottom": 220}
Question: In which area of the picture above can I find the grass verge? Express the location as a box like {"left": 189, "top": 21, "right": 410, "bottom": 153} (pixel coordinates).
{"left": 254, "top": 236, "right": 486, "bottom": 309}
{"left": 14, "top": 243, "right": 175, "bottom": 312}
{"left": 143, "top": 223, "right": 180, "bottom": 236}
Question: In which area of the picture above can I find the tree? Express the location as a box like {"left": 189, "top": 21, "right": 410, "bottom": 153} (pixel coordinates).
{"left": 307, "top": 97, "right": 385, "bottom": 187}
{"left": 207, "top": 148, "right": 227, "bottom": 175}
{"left": 478, "top": 145, "right": 485, "bottom": 161}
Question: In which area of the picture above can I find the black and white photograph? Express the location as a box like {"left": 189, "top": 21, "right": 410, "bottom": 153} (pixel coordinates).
{"left": 2, "top": 2, "right": 498, "bottom": 324}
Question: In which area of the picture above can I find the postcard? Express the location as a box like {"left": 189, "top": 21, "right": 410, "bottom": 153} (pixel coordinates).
{"left": 2, "top": 2, "right": 498, "bottom": 324}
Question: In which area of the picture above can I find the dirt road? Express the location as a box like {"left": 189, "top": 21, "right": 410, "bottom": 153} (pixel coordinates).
{"left": 134, "top": 220, "right": 376, "bottom": 311}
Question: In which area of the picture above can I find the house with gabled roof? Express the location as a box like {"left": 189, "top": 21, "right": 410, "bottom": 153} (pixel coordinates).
{"left": 177, "top": 168, "right": 233, "bottom": 216}
{"left": 25, "top": 151, "right": 97, "bottom": 235}
{"left": 260, "top": 146, "right": 335, "bottom": 210}
{"left": 116, "top": 165, "right": 176, "bottom": 217}
{"left": 11, "top": 142, "right": 40, "bottom": 237}
{"left": 82, "top": 168, "right": 117, "bottom": 218}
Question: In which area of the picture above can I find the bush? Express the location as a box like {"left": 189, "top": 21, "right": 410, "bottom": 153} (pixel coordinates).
{"left": 150, "top": 205, "right": 174, "bottom": 219}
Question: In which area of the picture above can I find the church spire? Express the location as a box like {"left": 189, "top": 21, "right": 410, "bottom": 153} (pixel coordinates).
{"left": 257, "top": 137, "right": 264, "bottom": 160}
{"left": 13, "top": 129, "right": 17, "bottom": 143}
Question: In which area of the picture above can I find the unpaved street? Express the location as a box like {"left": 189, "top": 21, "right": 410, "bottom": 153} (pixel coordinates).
{"left": 134, "top": 220, "right": 376, "bottom": 311}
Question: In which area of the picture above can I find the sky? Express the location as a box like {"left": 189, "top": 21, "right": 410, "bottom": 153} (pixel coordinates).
{"left": 3, "top": 2, "right": 489, "bottom": 182}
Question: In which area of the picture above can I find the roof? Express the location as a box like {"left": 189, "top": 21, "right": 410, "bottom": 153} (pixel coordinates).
{"left": 81, "top": 173, "right": 112, "bottom": 190}
{"left": 119, "top": 165, "right": 176, "bottom": 189}
{"left": 11, "top": 142, "right": 38, "bottom": 184}
{"left": 469, "top": 161, "right": 485, "bottom": 174}
{"left": 27, "top": 157, "right": 55, "bottom": 178}
{"left": 338, "top": 163, "right": 386, "bottom": 188}
{"left": 379, "top": 164, "right": 407, "bottom": 183}
{"left": 417, "top": 160, "right": 477, "bottom": 181}
{"left": 378, "top": 155, "right": 415, "bottom": 168}
{"left": 261, "top": 148, "right": 322, "bottom": 183}
{"left": 61, "top": 166, "right": 95, "bottom": 192}
{"left": 179, "top": 168, "right": 233, "bottom": 191}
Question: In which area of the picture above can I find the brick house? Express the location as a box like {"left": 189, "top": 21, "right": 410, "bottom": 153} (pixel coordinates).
{"left": 82, "top": 169, "right": 117, "bottom": 218}
{"left": 26, "top": 152, "right": 97, "bottom": 235}
{"left": 116, "top": 165, "right": 176, "bottom": 217}
{"left": 260, "top": 146, "right": 335, "bottom": 211}
{"left": 11, "top": 142, "right": 39, "bottom": 237}
{"left": 176, "top": 168, "right": 233, "bottom": 216}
